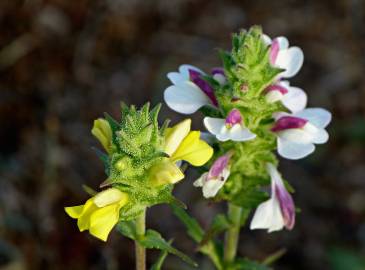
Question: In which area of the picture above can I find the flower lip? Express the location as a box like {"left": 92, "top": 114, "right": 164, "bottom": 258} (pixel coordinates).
{"left": 269, "top": 38, "right": 280, "bottom": 64}
{"left": 225, "top": 109, "right": 242, "bottom": 127}
{"left": 207, "top": 153, "right": 232, "bottom": 179}
{"left": 188, "top": 69, "right": 218, "bottom": 106}
{"left": 267, "top": 163, "right": 296, "bottom": 230}
{"left": 271, "top": 116, "right": 308, "bottom": 132}
{"left": 275, "top": 184, "right": 295, "bottom": 230}
{"left": 265, "top": 84, "right": 289, "bottom": 95}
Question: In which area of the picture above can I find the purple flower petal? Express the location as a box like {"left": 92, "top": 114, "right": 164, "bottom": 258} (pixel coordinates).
{"left": 265, "top": 84, "right": 289, "bottom": 95}
{"left": 275, "top": 184, "right": 295, "bottom": 230}
{"left": 189, "top": 69, "right": 218, "bottom": 106}
{"left": 270, "top": 38, "right": 280, "bottom": 65}
{"left": 207, "top": 153, "right": 231, "bottom": 179}
{"left": 225, "top": 109, "right": 242, "bottom": 127}
{"left": 271, "top": 116, "right": 307, "bottom": 132}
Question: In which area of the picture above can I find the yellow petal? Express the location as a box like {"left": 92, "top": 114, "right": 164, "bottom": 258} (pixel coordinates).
{"left": 65, "top": 205, "right": 84, "bottom": 219}
{"left": 93, "top": 188, "right": 128, "bottom": 207}
{"left": 76, "top": 199, "right": 98, "bottom": 232}
{"left": 91, "top": 118, "right": 112, "bottom": 153}
{"left": 171, "top": 131, "right": 213, "bottom": 166}
{"left": 149, "top": 160, "right": 184, "bottom": 186}
{"left": 89, "top": 203, "right": 122, "bottom": 241}
{"left": 164, "top": 119, "right": 191, "bottom": 156}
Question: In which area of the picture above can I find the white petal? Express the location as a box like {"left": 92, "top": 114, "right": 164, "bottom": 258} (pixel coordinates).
{"left": 312, "top": 128, "right": 329, "bottom": 144}
{"left": 202, "top": 180, "right": 225, "bottom": 198}
{"left": 164, "top": 82, "right": 211, "bottom": 114}
{"left": 204, "top": 117, "right": 226, "bottom": 136}
{"left": 216, "top": 130, "right": 231, "bottom": 142}
{"left": 276, "top": 36, "right": 289, "bottom": 50}
{"left": 228, "top": 124, "right": 256, "bottom": 142}
{"left": 282, "top": 86, "right": 307, "bottom": 113}
{"left": 213, "top": 73, "right": 226, "bottom": 85}
{"left": 294, "top": 108, "right": 332, "bottom": 128}
{"left": 273, "top": 111, "right": 290, "bottom": 121}
{"left": 275, "top": 47, "right": 304, "bottom": 78}
{"left": 266, "top": 91, "right": 284, "bottom": 103}
{"left": 277, "top": 137, "right": 315, "bottom": 160}
{"left": 277, "top": 129, "right": 314, "bottom": 144}
{"left": 262, "top": 34, "right": 272, "bottom": 45}
{"left": 250, "top": 197, "right": 285, "bottom": 232}
{"left": 179, "top": 64, "right": 205, "bottom": 78}
{"left": 193, "top": 173, "right": 207, "bottom": 187}
{"left": 167, "top": 72, "right": 187, "bottom": 86}
{"left": 266, "top": 163, "right": 285, "bottom": 188}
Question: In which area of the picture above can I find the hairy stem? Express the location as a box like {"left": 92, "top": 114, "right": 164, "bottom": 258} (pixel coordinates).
{"left": 135, "top": 209, "right": 146, "bottom": 270}
{"left": 224, "top": 203, "right": 242, "bottom": 263}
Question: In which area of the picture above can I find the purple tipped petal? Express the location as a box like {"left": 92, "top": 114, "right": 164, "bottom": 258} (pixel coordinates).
{"left": 225, "top": 109, "right": 242, "bottom": 126}
{"left": 208, "top": 153, "right": 231, "bottom": 179}
{"left": 265, "top": 84, "right": 289, "bottom": 95}
{"left": 275, "top": 184, "right": 295, "bottom": 230}
{"left": 271, "top": 116, "right": 307, "bottom": 132}
{"left": 211, "top": 67, "right": 225, "bottom": 76}
{"left": 189, "top": 69, "right": 218, "bottom": 106}
{"left": 270, "top": 38, "right": 280, "bottom": 65}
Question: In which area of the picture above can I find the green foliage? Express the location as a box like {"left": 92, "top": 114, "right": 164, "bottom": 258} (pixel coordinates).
{"left": 172, "top": 205, "right": 224, "bottom": 270}
{"left": 171, "top": 205, "right": 204, "bottom": 243}
{"left": 227, "top": 258, "right": 272, "bottom": 270}
{"left": 199, "top": 214, "right": 231, "bottom": 247}
{"left": 141, "top": 230, "right": 197, "bottom": 267}
{"left": 117, "top": 221, "right": 197, "bottom": 267}
{"left": 328, "top": 247, "right": 365, "bottom": 270}
{"left": 150, "top": 243, "right": 170, "bottom": 270}
{"left": 93, "top": 103, "right": 184, "bottom": 221}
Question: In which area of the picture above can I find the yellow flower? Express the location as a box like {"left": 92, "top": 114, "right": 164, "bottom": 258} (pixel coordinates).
{"left": 91, "top": 119, "right": 112, "bottom": 153}
{"left": 65, "top": 188, "right": 129, "bottom": 241}
{"left": 150, "top": 119, "right": 213, "bottom": 186}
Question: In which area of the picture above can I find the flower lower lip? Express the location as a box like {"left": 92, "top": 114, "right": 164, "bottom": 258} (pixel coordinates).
{"left": 265, "top": 84, "right": 289, "bottom": 95}
{"left": 189, "top": 69, "right": 218, "bottom": 106}
{"left": 271, "top": 116, "right": 308, "bottom": 132}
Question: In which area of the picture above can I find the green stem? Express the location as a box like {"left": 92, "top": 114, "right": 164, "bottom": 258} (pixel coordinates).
{"left": 135, "top": 209, "right": 146, "bottom": 270}
{"left": 224, "top": 203, "right": 242, "bottom": 263}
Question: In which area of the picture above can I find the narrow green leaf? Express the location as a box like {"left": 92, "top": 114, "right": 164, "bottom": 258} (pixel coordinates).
{"left": 171, "top": 205, "right": 204, "bottom": 243}
{"left": 199, "top": 214, "right": 231, "bottom": 247}
{"left": 91, "top": 146, "right": 110, "bottom": 175}
{"left": 140, "top": 229, "right": 197, "bottom": 267}
{"left": 117, "top": 221, "right": 136, "bottom": 240}
{"left": 229, "top": 258, "right": 272, "bottom": 270}
{"left": 150, "top": 240, "right": 172, "bottom": 270}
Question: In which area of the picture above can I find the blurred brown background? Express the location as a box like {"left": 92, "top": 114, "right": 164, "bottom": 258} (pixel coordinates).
{"left": 0, "top": 0, "right": 364, "bottom": 269}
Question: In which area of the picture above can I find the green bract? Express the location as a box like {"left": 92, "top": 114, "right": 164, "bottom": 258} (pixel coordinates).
{"left": 100, "top": 103, "right": 176, "bottom": 220}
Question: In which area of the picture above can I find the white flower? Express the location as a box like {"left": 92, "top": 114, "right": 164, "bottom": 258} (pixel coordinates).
{"left": 265, "top": 80, "right": 307, "bottom": 113}
{"left": 204, "top": 109, "right": 256, "bottom": 142}
{"left": 263, "top": 34, "right": 304, "bottom": 78}
{"left": 272, "top": 108, "right": 332, "bottom": 160}
{"left": 164, "top": 64, "right": 221, "bottom": 114}
{"left": 194, "top": 153, "right": 231, "bottom": 198}
{"left": 250, "top": 163, "right": 295, "bottom": 232}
